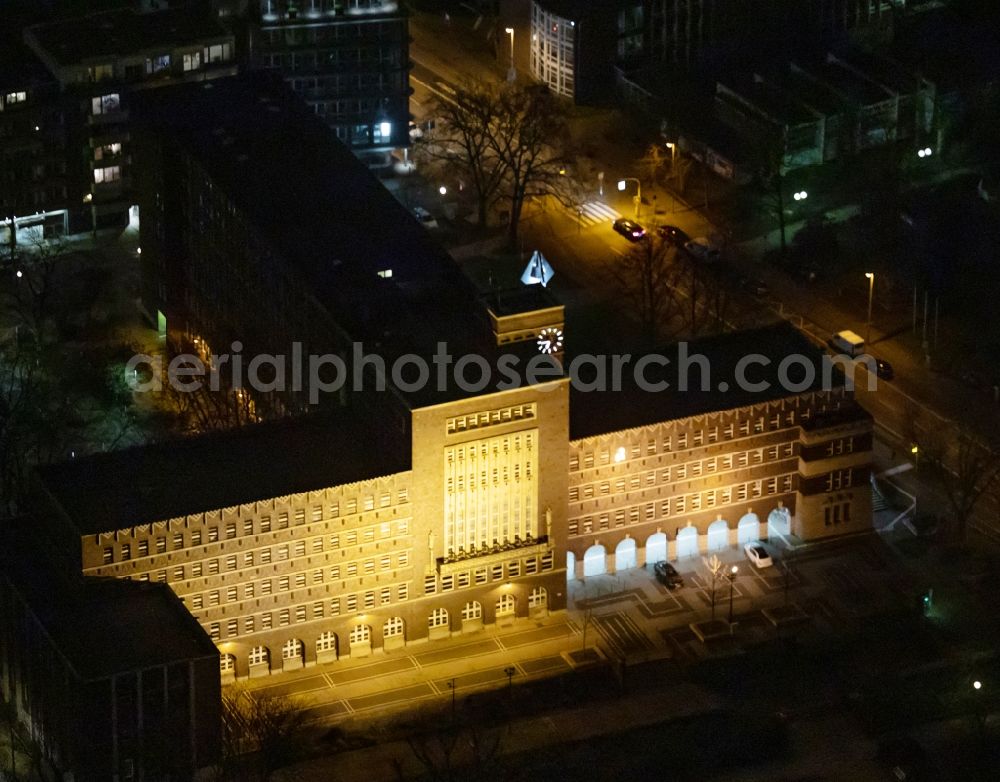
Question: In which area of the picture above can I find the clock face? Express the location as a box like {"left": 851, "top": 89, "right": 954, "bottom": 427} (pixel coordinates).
{"left": 537, "top": 327, "right": 564, "bottom": 354}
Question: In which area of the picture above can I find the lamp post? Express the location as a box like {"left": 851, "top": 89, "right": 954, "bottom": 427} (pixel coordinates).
{"left": 865, "top": 272, "right": 875, "bottom": 346}
{"left": 505, "top": 27, "right": 516, "bottom": 82}
{"left": 727, "top": 565, "right": 738, "bottom": 624}
{"left": 617, "top": 177, "right": 641, "bottom": 220}
{"left": 504, "top": 665, "right": 516, "bottom": 696}
{"left": 447, "top": 677, "right": 456, "bottom": 721}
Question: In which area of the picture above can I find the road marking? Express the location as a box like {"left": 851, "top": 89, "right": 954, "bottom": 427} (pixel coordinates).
{"left": 410, "top": 75, "right": 458, "bottom": 106}
{"left": 877, "top": 463, "right": 913, "bottom": 478}
{"left": 572, "top": 200, "right": 620, "bottom": 227}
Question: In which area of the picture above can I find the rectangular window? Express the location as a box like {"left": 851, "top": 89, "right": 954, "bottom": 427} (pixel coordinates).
{"left": 330, "top": 598, "right": 341, "bottom": 616}
{"left": 398, "top": 583, "right": 408, "bottom": 601}
{"left": 192, "top": 562, "right": 203, "bottom": 577}
{"left": 91, "top": 93, "right": 120, "bottom": 115}
{"left": 346, "top": 594, "right": 357, "bottom": 613}
{"left": 364, "top": 591, "right": 375, "bottom": 609}
{"left": 102, "top": 547, "right": 113, "bottom": 564}
{"left": 172, "top": 533, "right": 184, "bottom": 549}
{"left": 121, "top": 544, "right": 131, "bottom": 561}
{"left": 245, "top": 616, "right": 255, "bottom": 633}
{"left": 208, "top": 560, "right": 219, "bottom": 575}
{"left": 279, "top": 609, "right": 290, "bottom": 626}
{"left": 261, "top": 613, "right": 272, "bottom": 630}
{"left": 225, "top": 523, "right": 237, "bottom": 539}
{"left": 295, "top": 606, "right": 306, "bottom": 622}
{"left": 183, "top": 52, "right": 201, "bottom": 71}
{"left": 260, "top": 549, "right": 271, "bottom": 564}
{"left": 208, "top": 528, "right": 219, "bottom": 543}
{"left": 191, "top": 594, "right": 203, "bottom": 609}
{"left": 173, "top": 566, "right": 185, "bottom": 580}
{"left": 226, "top": 586, "right": 237, "bottom": 602}
{"left": 424, "top": 574, "right": 436, "bottom": 594}
{"left": 279, "top": 576, "right": 290, "bottom": 591}
{"left": 138, "top": 540, "right": 148, "bottom": 557}
{"left": 226, "top": 555, "right": 237, "bottom": 571}
{"left": 260, "top": 516, "right": 271, "bottom": 533}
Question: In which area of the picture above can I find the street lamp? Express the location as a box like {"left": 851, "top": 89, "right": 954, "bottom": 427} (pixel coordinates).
{"left": 617, "top": 177, "right": 642, "bottom": 220}
{"left": 793, "top": 190, "right": 808, "bottom": 201}
{"left": 973, "top": 680, "right": 982, "bottom": 690}
{"left": 505, "top": 27, "right": 516, "bottom": 82}
{"left": 727, "top": 565, "right": 738, "bottom": 624}
{"left": 438, "top": 185, "right": 447, "bottom": 196}
{"left": 917, "top": 146, "right": 933, "bottom": 158}
{"left": 865, "top": 272, "right": 875, "bottom": 346}
{"left": 504, "top": 665, "right": 516, "bottom": 696}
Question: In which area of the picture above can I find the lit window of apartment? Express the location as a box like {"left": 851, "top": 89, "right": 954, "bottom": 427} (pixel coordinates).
{"left": 192, "top": 562, "right": 203, "bottom": 577}
{"left": 295, "top": 573, "right": 306, "bottom": 588}
{"left": 183, "top": 51, "right": 201, "bottom": 71}
{"left": 225, "top": 555, "right": 237, "bottom": 571}
{"left": 279, "top": 609, "right": 290, "bottom": 626}
{"left": 191, "top": 529, "right": 202, "bottom": 545}
{"left": 209, "top": 591, "right": 220, "bottom": 606}
{"left": 294, "top": 509, "right": 305, "bottom": 526}
{"left": 102, "top": 547, "right": 113, "bottom": 564}
{"left": 137, "top": 540, "right": 148, "bottom": 557}
{"left": 261, "top": 613, "right": 272, "bottom": 630}
{"left": 191, "top": 594, "right": 203, "bottom": 609}
{"left": 345, "top": 531, "right": 357, "bottom": 546}
{"left": 173, "top": 566, "right": 185, "bottom": 580}
{"left": 279, "top": 576, "right": 290, "bottom": 591}
{"left": 677, "top": 433, "right": 687, "bottom": 449}
{"left": 346, "top": 498, "right": 358, "bottom": 515}
{"left": 209, "top": 623, "right": 220, "bottom": 641}
{"left": 739, "top": 420, "right": 750, "bottom": 436}
{"left": 91, "top": 93, "right": 120, "bottom": 115}
{"left": 569, "top": 454, "right": 579, "bottom": 470}
{"left": 330, "top": 598, "right": 341, "bottom": 616}
{"left": 225, "top": 523, "right": 237, "bottom": 539}
{"left": 260, "top": 516, "right": 271, "bottom": 532}
{"left": 754, "top": 418, "right": 765, "bottom": 433}
{"left": 346, "top": 562, "right": 358, "bottom": 577}
{"left": 245, "top": 583, "right": 255, "bottom": 599}
{"left": 121, "top": 544, "right": 131, "bottom": 561}
{"left": 724, "top": 423, "right": 735, "bottom": 440}
{"left": 203, "top": 42, "right": 233, "bottom": 64}
{"left": 346, "top": 594, "right": 357, "bottom": 613}
{"left": 245, "top": 616, "right": 255, "bottom": 633}
{"left": 208, "top": 560, "right": 219, "bottom": 575}
{"left": 226, "top": 586, "right": 237, "bottom": 602}
{"left": 260, "top": 549, "right": 271, "bottom": 564}
{"left": 278, "top": 512, "right": 289, "bottom": 529}
{"left": 89, "top": 64, "right": 113, "bottom": 81}
{"left": 277, "top": 545, "right": 289, "bottom": 561}
{"left": 5, "top": 91, "right": 27, "bottom": 105}
{"left": 93, "top": 166, "right": 121, "bottom": 184}
{"left": 293, "top": 541, "right": 305, "bottom": 557}
{"left": 208, "top": 527, "right": 219, "bottom": 543}
{"left": 295, "top": 606, "right": 306, "bottom": 622}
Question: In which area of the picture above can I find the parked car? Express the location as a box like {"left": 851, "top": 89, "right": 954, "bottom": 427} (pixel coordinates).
{"left": 875, "top": 358, "right": 894, "bottom": 380}
{"left": 683, "top": 236, "right": 721, "bottom": 263}
{"left": 613, "top": 218, "right": 646, "bottom": 241}
{"left": 657, "top": 224, "right": 690, "bottom": 246}
{"left": 654, "top": 560, "right": 684, "bottom": 589}
{"left": 828, "top": 330, "right": 865, "bottom": 358}
{"left": 744, "top": 542, "right": 773, "bottom": 569}
{"left": 412, "top": 206, "right": 438, "bottom": 229}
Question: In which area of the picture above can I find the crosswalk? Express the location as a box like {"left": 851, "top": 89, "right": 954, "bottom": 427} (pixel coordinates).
{"left": 570, "top": 200, "right": 621, "bottom": 228}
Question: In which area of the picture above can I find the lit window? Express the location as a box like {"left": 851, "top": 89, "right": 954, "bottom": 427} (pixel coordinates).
{"left": 93, "top": 165, "right": 121, "bottom": 184}
{"left": 377, "top": 269, "right": 392, "bottom": 278}
{"left": 91, "top": 93, "right": 120, "bottom": 115}
{"left": 183, "top": 52, "right": 201, "bottom": 71}
{"left": 5, "top": 91, "right": 27, "bottom": 105}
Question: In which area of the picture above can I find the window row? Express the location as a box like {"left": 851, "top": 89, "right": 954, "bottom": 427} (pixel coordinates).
{"left": 423, "top": 551, "right": 554, "bottom": 595}
{"left": 569, "top": 410, "right": 805, "bottom": 470}
{"left": 567, "top": 474, "right": 796, "bottom": 537}
{"left": 99, "top": 514, "right": 410, "bottom": 564}
{"left": 204, "top": 583, "right": 410, "bottom": 640}
{"left": 568, "top": 442, "right": 796, "bottom": 501}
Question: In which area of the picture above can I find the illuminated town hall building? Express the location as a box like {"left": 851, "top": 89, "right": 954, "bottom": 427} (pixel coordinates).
{"left": 33, "top": 76, "right": 873, "bottom": 683}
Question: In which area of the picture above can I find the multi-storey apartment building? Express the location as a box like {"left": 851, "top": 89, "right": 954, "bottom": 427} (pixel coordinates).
{"left": 0, "top": 42, "right": 69, "bottom": 247}
{"left": 248, "top": 0, "right": 410, "bottom": 157}
{"left": 17, "top": 3, "right": 237, "bottom": 232}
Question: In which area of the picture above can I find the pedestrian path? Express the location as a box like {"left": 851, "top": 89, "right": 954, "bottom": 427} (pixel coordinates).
{"left": 571, "top": 200, "right": 621, "bottom": 228}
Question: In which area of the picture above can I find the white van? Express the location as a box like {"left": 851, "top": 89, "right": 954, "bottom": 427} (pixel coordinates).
{"left": 828, "top": 330, "right": 865, "bottom": 357}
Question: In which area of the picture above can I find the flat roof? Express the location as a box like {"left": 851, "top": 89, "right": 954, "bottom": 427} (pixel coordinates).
{"left": 1, "top": 521, "right": 217, "bottom": 680}
{"left": 800, "top": 58, "right": 892, "bottom": 106}
{"left": 25, "top": 4, "right": 230, "bottom": 67}
{"left": 569, "top": 322, "right": 843, "bottom": 440}
{"left": 717, "top": 77, "right": 818, "bottom": 126}
{"left": 133, "top": 74, "right": 564, "bottom": 407}
{"left": 37, "top": 407, "right": 411, "bottom": 535}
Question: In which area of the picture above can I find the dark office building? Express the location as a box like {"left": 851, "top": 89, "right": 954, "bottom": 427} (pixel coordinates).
{"left": 0, "top": 519, "right": 221, "bottom": 781}
{"left": 248, "top": 1, "right": 411, "bottom": 159}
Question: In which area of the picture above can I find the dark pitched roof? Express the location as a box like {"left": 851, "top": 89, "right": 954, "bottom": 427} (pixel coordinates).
{"left": 36, "top": 408, "right": 411, "bottom": 535}
{"left": 1, "top": 520, "right": 217, "bottom": 680}
{"left": 569, "top": 321, "right": 842, "bottom": 440}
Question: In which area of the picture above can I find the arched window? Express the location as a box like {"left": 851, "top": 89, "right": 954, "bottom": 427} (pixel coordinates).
{"left": 496, "top": 593, "right": 516, "bottom": 617}
{"left": 248, "top": 646, "right": 269, "bottom": 667}
{"left": 461, "top": 601, "right": 482, "bottom": 621}
{"left": 428, "top": 607, "right": 450, "bottom": 628}
{"left": 528, "top": 587, "right": 547, "bottom": 609}
{"left": 349, "top": 624, "right": 370, "bottom": 645}
{"left": 384, "top": 616, "right": 404, "bottom": 638}
{"left": 282, "top": 638, "right": 304, "bottom": 660}
{"left": 316, "top": 631, "right": 338, "bottom": 653}
{"left": 220, "top": 653, "right": 236, "bottom": 674}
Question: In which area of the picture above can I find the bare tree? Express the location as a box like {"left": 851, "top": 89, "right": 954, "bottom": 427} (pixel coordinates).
{"left": 706, "top": 554, "right": 724, "bottom": 620}
{"left": 489, "top": 85, "right": 570, "bottom": 245}
{"left": 401, "top": 722, "right": 507, "bottom": 782}
{"left": 218, "top": 687, "right": 308, "bottom": 782}
{"left": 419, "top": 81, "right": 507, "bottom": 228}
{"left": 637, "top": 142, "right": 670, "bottom": 185}
{"left": 608, "top": 235, "right": 686, "bottom": 347}
{"left": 911, "top": 421, "right": 1000, "bottom": 544}
{"left": 2, "top": 237, "right": 69, "bottom": 342}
